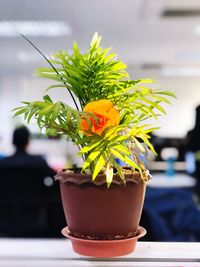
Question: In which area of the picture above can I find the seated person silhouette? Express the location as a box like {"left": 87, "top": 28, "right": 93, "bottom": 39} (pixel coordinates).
{"left": 0, "top": 126, "right": 59, "bottom": 237}
{"left": 0, "top": 126, "right": 56, "bottom": 196}
{"left": 186, "top": 105, "right": 200, "bottom": 197}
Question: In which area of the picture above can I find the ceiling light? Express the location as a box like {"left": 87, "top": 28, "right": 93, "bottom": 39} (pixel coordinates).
{"left": 193, "top": 24, "right": 200, "bottom": 35}
{"left": 0, "top": 21, "right": 72, "bottom": 37}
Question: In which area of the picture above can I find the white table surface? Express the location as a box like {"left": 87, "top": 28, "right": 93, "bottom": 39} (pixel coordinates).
{"left": 148, "top": 173, "right": 196, "bottom": 188}
{"left": 0, "top": 239, "right": 200, "bottom": 267}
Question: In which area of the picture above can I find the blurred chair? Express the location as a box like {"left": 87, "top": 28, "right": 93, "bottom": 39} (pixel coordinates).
{"left": 0, "top": 166, "right": 49, "bottom": 237}
{"left": 143, "top": 187, "right": 200, "bottom": 241}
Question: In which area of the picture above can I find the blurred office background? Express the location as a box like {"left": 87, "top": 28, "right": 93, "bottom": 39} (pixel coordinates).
{"left": 1, "top": 0, "right": 200, "bottom": 240}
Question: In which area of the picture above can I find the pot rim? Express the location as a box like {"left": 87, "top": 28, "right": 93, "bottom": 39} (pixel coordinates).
{"left": 55, "top": 169, "right": 151, "bottom": 185}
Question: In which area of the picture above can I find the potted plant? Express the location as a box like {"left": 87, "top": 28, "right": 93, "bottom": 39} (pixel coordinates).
{"left": 14, "top": 33, "right": 175, "bottom": 257}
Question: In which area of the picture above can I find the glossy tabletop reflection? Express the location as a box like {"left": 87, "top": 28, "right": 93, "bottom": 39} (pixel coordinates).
{"left": 0, "top": 239, "right": 200, "bottom": 266}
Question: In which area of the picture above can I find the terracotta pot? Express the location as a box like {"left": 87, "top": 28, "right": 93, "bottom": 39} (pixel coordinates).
{"left": 55, "top": 170, "right": 149, "bottom": 240}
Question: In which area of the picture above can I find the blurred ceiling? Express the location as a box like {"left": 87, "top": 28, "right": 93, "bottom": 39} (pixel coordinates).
{"left": 1, "top": 0, "right": 200, "bottom": 76}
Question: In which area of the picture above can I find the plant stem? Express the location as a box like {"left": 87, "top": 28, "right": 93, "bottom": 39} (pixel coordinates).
{"left": 20, "top": 34, "right": 80, "bottom": 111}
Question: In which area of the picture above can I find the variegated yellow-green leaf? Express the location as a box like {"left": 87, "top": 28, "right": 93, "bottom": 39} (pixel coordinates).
{"left": 106, "top": 163, "right": 113, "bottom": 188}
{"left": 78, "top": 140, "right": 102, "bottom": 154}
{"left": 112, "top": 158, "right": 125, "bottom": 180}
{"left": 82, "top": 150, "right": 102, "bottom": 171}
{"left": 92, "top": 154, "right": 106, "bottom": 181}
{"left": 131, "top": 137, "right": 146, "bottom": 153}
{"left": 110, "top": 148, "right": 141, "bottom": 171}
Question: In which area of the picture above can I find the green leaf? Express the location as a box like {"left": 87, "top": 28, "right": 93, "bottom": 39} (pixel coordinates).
{"left": 106, "top": 162, "right": 113, "bottom": 188}
{"left": 139, "top": 135, "right": 157, "bottom": 156}
{"left": 131, "top": 137, "right": 146, "bottom": 153}
{"left": 31, "top": 102, "right": 49, "bottom": 108}
{"left": 112, "top": 158, "right": 125, "bottom": 180}
{"left": 37, "top": 104, "right": 54, "bottom": 116}
{"left": 150, "top": 94, "right": 172, "bottom": 105}
{"left": 13, "top": 107, "right": 28, "bottom": 116}
{"left": 82, "top": 150, "right": 102, "bottom": 171}
{"left": 155, "top": 90, "right": 177, "bottom": 98}
{"left": 34, "top": 72, "right": 63, "bottom": 82}
{"left": 137, "top": 79, "right": 157, "bottom": 84}
{"left": 45, "top": 84, "right": 66, "bottom": 92}
{"left": 78, "top": 140, "right": 102, "bottom": 154}
{"left": 51, "top": 102, "right": 61, "bottom": 121}
{"left": 27, "top": 108, "right": 37, "bottom": 123}
{"left": 110, "top": 148, "right": 141, "bottom": 171}
{"left": 43, "top": 95, "right": 53, "bottom": 103}
{"left": 36, "top": 67, "right": 63, "bottom": 73}
{"left": 92, "top": 154, "right": 106, "bottom": 181}
{"left": 90, "top": 32, "right": 101, "bottom": 50}
{"left": 112, "top": 144, "right": 130, "bottom": 156}
{"left": 145, "top": 99, "right": 167, "bottom": 115}
{"left": 135, "top": 105, "right": 157, "bottom": 120}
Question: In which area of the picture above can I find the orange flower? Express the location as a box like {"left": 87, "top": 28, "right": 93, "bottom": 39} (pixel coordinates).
{"left": 81, "top": 100, "right": 120, "bottom": 135}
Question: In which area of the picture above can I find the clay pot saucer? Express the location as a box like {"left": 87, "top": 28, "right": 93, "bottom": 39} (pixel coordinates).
{"left": 62, "top": 226, "right": 146, "bottom": 257}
